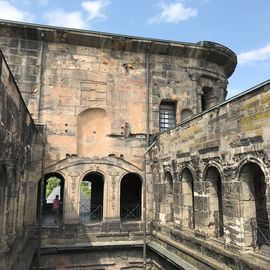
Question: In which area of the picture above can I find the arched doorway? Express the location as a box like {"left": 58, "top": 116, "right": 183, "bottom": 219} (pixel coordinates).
{"left": 239, "top": 162, "right": 269, "bottom": 247}
{"left": 120, "top": 173, "right": 141, "bottom": 221}
{"left": 80, "top": 172, "right": 104, "bottom": 223}
{"left": 205, "top": 166, "right": 224, "bottom": 237}
{"left": 37, "top": 173, "right": 65, "bottom": 225}
{"left": 181, "top": 168, "right": 195, "bottom": 229}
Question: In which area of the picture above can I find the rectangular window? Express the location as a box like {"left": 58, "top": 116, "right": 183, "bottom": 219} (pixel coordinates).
{"left": 159, "top": 102, "right": 176, "bottom": 132}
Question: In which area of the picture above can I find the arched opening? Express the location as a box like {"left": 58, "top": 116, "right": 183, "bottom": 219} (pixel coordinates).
{"left": 77, "top": 108, "right": 110, "bottom": 157}
{"left": 37, "top": 173, "right": 65, "bottom": 225}
{"left": 181, "top": 109, "right": 193, "bottom": 122}
{"left": 0, "top": 166, "right": 7, "bottom": 242}
{"left": 205, "top": 166, "right": 224, "bottom": 237}
{"left": 80, "top": 172, "right": 104, "bottom": 223}
{"left": 164, "top": 172, "right": 174, "bottom": 223}
{"left": 181, "top": 168, "right": 195, "bottom": 229}
{"left": 120, "top": 173, "right": 141, "bottom": 221}
{"left": 239, "top": 162, "right": 269, "bottom": 247}
{"left": 201, "top": 87, "right": 215, "bottom": 111}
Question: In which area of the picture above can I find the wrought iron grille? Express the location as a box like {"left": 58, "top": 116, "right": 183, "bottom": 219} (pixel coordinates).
{"left": 251, "top": 218, "right": 270, "bottom": 249}
{"left": 80, "top": 203, "right": 103, "bottom": 222}
{"left": 121, "top": 204, "right": 141, "bottom": 221}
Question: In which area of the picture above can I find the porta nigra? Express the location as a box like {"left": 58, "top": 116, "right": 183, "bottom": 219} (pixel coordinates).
{"left": 0, "top": 20, "right": 270, "bottom": 270}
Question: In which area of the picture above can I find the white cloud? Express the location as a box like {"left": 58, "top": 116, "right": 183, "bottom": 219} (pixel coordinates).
{"left": 43, "top": 0, "right": 111, "bottom": 29}
{"left": 43, "top": 9, "right": 88, "bottom": 29}
{"left": 148, "top": 1, "right": 197, "bottom": 24}
{"left": 82, "top": 0, "right": 111, "bottom": 21}
{"left": 238, "top": 43, "right": 270, "bottom": 65}
{"left": 0, "top": 1, "right": 33, "bottom": 21}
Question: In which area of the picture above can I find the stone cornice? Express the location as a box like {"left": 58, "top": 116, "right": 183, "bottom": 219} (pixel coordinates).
{"left": 0, "top": 19, "right": 237, "bottom": 78}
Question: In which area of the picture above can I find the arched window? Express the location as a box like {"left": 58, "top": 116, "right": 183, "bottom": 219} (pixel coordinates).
{"left": 239, "top": 162, "right": 269, "bottom": 247}
{"left": 159, "top": 101, "right": 176, "bottom": 132}
{"left": 120, "top": 173, "right": 141, "bottom": 221}
{"left": 37, "top": 173, "right": 65, "bottom": 225}
{"left": 80, "top": 172, "right": 104, "bottom": 223}
{"left": 205, "top": 166, "right": 224, "bottom": 237}
{"left": 181, "top": 168, "right": 195, "bottom": 229}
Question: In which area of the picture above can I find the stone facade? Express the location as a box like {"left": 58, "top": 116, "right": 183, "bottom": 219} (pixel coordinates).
{"left": 150, "top": 80, "right": 270, "bottom": 269}
{"left": 0, "top": 50, "right": 37, "bottom": 270}
{"left": 0, "top": 20, "right": 269, "bottom": 270}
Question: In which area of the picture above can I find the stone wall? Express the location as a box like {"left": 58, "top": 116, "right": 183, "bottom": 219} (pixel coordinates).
{"left": 0, "top": 21, "right": 237, "bottom": 232}
{"left": 151, "top": 80, "right": 270, "bottom": 265}
{"left": 0, "top": 21, "right": 236, "bottom": 170}
{"left": 31, "top": 246, "right": 144, "bottom": 270}
{"left": 0, "top": 50, "right": 36, "bottom": 270}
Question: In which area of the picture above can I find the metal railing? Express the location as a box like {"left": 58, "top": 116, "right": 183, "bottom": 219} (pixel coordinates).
{"left": 121, "top": 204, "right": 141, "bottom": 221}
{"left": 251, "top": 218, "right": 270, "bottom": 250}
{"left": 80, "top": 204, "right": 103, "bottom": 222}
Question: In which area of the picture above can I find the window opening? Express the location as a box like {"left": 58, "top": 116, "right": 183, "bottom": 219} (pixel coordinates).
{"left": 205, "top": 167, "right": 224, "bottom": 237}
{"left": 160, "top": 102, "right": 176, "bottom": 132}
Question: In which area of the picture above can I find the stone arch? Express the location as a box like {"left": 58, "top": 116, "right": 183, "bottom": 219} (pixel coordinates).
{"left": 181, "top": 108, "right": 193, "bottom": 122}
{"left": 120, "top": 173, "right": 142, "bottom": 221}
{"left": 77, "top": 108, "right": 110, "bottom": 157}
{"left": 37, "top": 172, "right": 65, "bottom": 225}
{"left": 238, "top": 160, "right": 269, "bottom": 247}
{"left": 180, "top": 167, "right": 195, "bottom": 229}
{"left": 79, "top": 171, "right": 104, "bottom": 223}
{"left": 204, "top": 165, "right": 224, "bottom": 237}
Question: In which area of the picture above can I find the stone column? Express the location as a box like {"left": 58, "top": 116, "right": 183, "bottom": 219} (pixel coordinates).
{"left": 65, "top": 172, "right": 81, "bottom": 224}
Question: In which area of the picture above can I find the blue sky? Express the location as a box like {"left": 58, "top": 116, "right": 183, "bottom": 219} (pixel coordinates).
{"left": 0, "top": 0, "right": 270, "bottom": 98}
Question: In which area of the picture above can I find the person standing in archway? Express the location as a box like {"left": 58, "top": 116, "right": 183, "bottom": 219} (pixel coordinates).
{"left": 52, "top": 195, "right": 60, "bottom": 223}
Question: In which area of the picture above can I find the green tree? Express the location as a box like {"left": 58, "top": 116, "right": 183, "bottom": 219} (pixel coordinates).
{"left": 81, "top": 181, "right": 91, "bottom": 198}
{"left": 46, "top": 177, "right": 61, "bottom": 198}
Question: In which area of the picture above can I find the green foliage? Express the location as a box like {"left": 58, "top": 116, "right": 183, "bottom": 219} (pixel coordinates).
{"left": 46, "top": 177, "right": 61, "bottom": 198}
{"left": 81, "top": 181, "right": 91, "bottom": 198}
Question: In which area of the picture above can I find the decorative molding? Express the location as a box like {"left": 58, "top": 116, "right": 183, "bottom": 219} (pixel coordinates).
{"left": 68, "top": 172, "right": 80, "bottom": 193}
{"left": 233, "top": 150, "right": 269, "bottom": 167}
{"left": 109, "top": 168, "right": 119, "bottom": 211}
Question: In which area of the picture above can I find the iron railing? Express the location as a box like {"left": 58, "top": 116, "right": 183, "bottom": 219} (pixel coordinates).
{"left": 121, "top": 204, "right": 141, "bottom": 221}
{"left": 251, "top": 218, "right": 270, "bottom": 250}
{"left": 80, "top": 204, "right": 103, "bottom": 222}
